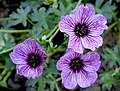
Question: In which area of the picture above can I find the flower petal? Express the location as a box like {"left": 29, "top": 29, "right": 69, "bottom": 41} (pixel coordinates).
{"left": 16, "top": 64, "right": 43, "bottom": 79}
{"left": 59, "top": 14, "right": 76, "bottom": 35}
{"left": 74, "top": 4, "right": 95, "bottom": 24}
{"left": 68, "top": 35, "right": 84, "bottom": 53}
{"left": 10, "top": 43, "right": 29, "bottom": 64}
{"left": 81, "top": 52, "right": 101, "bottom": 72}
{"left": 61, "top": 68, "right": 77, "bottom": 89}
{"left": 56, "top": 57, "right": 70, "bottom": 71}
{"left": 10, "top": 52, "right": 27, "bottom": 64}
{"left": 81, "top": 36, "right": 103, "bottom": 51}
{"left": 88, "top": 14, "right": 108, "bottom": 36}
{"left": 77, "top": 70, "right": 98, "bottom": 88}
{"left": 24, "top": 38, "right": 42, "bottom": 53}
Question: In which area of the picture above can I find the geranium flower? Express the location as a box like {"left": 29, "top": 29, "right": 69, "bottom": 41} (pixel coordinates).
{"left": 10, "top": 38, "right": 47, "bottom": 79}
{"left": 57, "top": 49, "right": 101, "bottom": 89}
{"left": 59, "top": 4, "right": 108, "bottom": 53}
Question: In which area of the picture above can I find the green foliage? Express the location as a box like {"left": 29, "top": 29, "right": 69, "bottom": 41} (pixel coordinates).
{"left": 112, "top": 68, "right": 120, "bottom": 80}
{"left": 21, "top": 0, "right": 43, "bottom": 10}
{"left": 0, "top": 80, "right": 8, "bottom": 88}
{"left": 102, "top": 46, "right": 120, "bottom": 67}
{"left": 100, "top": 70, "right": 117, "bottom": 90}
{"left": 101, "top": 46, "right": 120, "bottom": 90}
{"left": 31, "top": 8, "right": 50, "bottom": 29}
{"left": 52, "top": 2, "right": 73, "bottom": 17}
{"left": 10, "top": 6, "right": 30, "bottom": 26}
{"left": 45, "top": 61, "right": 59, "bottom": 75}
{"left": 29, "top": 25, "right": 42, "bottom": 40}
{"left": 44, "top": 0, "right": 58, "bottom": 8}
{"left": 95, "top": 0, "right": 116, "bottom": 23}
{"left": 0, "top": 33, "right": 15, "bottom": 52}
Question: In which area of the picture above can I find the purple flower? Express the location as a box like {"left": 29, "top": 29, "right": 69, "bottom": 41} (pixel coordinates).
{"left": 57, "top": 49, "right": 101, "bottom": 89}
{"left": 59, "top": 4, "right": 108, "bottom": 53}
{"left": 10, "top": 38, "right": 47, "bottom": 79}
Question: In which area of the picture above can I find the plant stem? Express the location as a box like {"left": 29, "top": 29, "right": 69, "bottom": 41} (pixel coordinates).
{"left": 49, "top": 74, "right": 55, "bottom": 80}
{"left": 0, "top": 30, "right": 29, "bottom": 33}
{"left": 3, "top": 67, "right": 14, "bottom": 82}
{"left": 0, "top": 47, "right": 14, "bottom": 55}
{"left": 55, "top": 83, "right": 60, "bottom": 91}
{"left": 55, "top": 77, "right": 61, "bottom": 82}
{"left": 75, "top": 0, "right": 82, "bottom": 9}
{"left": 27, "top": 18, "right": 35, "bottom": 26}
{"left": 0, "top": 17, "right": 11, "bottom": 21}
{"left": 0, "top": 66, "right": 5, "bottom": 69}
{"left": 49, "top": 28, "right": 59, "bottom": 41}
{"left": 47, "top": 48, "right": 65, "bottom": 57}
{"left": 71, "top": 0, "right": 82, "bottom": 13}
{"left": 108, "top": 22, "right": 118, "bottom": 31}
{"left": 0, "top": 68, "right": 7, "bottom": 80}
{"left": 46, "top": 25, "right": 58, "bottom": 39}
{"left": 103, "top": 22, "right": 118, "bottom": 37}
{"left": 45, "top": 18, "right": 58, "bottom": 23}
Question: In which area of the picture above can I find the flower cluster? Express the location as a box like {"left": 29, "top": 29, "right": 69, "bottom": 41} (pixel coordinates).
{"left": 9, "top": 4, "right": 107, "bottom": 90}
{"left": 57, "top": 4, "right": 107, "bottom": 89}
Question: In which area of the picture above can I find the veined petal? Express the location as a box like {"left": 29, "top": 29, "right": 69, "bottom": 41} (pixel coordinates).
{"left": 77, "top": 70, "right": 98, "bottom": 88}
{"left": 24, "top": 38, "right": 42, "bottom": 53}
{"left": 10, "top": 52, "right": 27, "bottom": 64}
{"left": 68, "top": 35, "right": 84, "bottom": 53}
{"left": 88, "top": 14, "right": 108, "bottom": 36}
{"left": 16, "top": 64, "right": 43, "bottom": 79}
{"left": 13, "top": 43, "right": 29, "bottom": 57}
{"left": 81, "top": 52, "right": 101, "bottom": 72}
{"left": 61, "top": 68, "right": 77, "bottom": 89}
{"left": 74, "top": 4, "right": 95, "bottom": 24}
{"left": 59, "top": 14, "right": 76, "bottom": 35}
{"left": 88, "top": 14, "right": 107, "bottom": 26}
{"left": 56, "top": 58, "right": 70, "bottom": 71}
{"left": 81, "top": 36, "right": 103, "bottom": 51}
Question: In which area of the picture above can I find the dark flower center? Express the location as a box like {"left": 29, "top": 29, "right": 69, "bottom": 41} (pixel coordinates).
{"left": 27, "top": 53, "right": 41, "bottom": 68}
{"left": 69, "top": 57, "right": 84, "bottom": 72}
{"left": 74, "top": 23, "right": 89, "bottom": 37}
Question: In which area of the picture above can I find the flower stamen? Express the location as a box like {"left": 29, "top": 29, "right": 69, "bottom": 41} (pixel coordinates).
{"left": 74, "top": 23, "right": 89, "bottom": 37}
{"left": 69, "top": 57, "right": 84, "bottom": 72}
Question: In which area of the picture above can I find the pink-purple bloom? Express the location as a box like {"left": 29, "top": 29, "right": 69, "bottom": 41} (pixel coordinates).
{"left": 10, "top": 38, "right": 47, "bottom": 79}
{"left": 59, "top": 4, "right": 108, "bottom": 53}
{"left": 57, "top": 49, "right": 101, "bottom": 89}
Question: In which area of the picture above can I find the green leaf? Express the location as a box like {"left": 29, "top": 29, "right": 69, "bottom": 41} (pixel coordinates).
{"left": 44, "top": 61, "right": 59, "bottom": 75}
{"left": 21, "top": 0, "right": 43, "bottom": 10}
{"left": 95, "top": 0, "right": 104, "bottom": 8}
{"left": 26, "top": 78, "right": 39, "bottom": 87}
{"left": 116, "top": 0, "right": 120, "bottom": 2}
{"left": 38, "top": 77, "right": 46, "bottom": 91}
{"left": 0, "top": 33, "right": 15, "bottom": 52}
{"left": 31, "top": 8, "right": 50, "bottom": 29}
{"left": 95, "top": 0, "right": 116, "bottom": 23}
{"left": 5, "top": 58, "right": 15, "bottom": 70}
{"left": 29, "top": 25, "right": 42, "bottom": 40}
{"left": 100, "top": 70, "right": 117, "bottom": 90}
{"left": 0, "top": 80, "right": 8, "bottom": 88}
{"left": 102, "top": 46, "right": 120, "bottom": 67}
{"left": 52, "top": 2, "right": 72, "bottom": 17}
{"left": 44, "top": 0, "right": 58, "bottom": 8}
{"left": 10, "top": 6, "right": 30, "bottom": 26}
{"left": 112, "top": 68, "right": 120, "bottom": 80}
